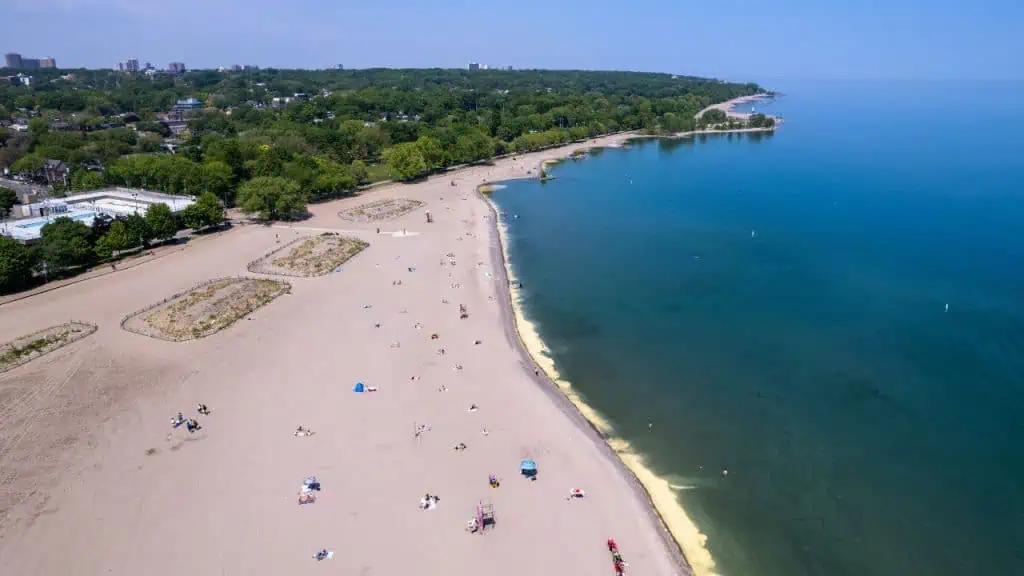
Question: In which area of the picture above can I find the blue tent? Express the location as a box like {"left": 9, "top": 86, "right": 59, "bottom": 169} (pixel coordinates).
{"left": 353, "top": 382, "right": 365, "bottom": 393}
{"left": 520, "top": 459, "right": 538, "bottom": 477}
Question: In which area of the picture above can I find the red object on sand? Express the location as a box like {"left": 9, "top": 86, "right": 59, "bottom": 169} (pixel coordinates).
{"left": 607, "top": 538, "right": 618, "bottom": 552}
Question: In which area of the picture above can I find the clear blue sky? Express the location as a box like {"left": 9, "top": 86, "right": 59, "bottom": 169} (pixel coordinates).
{"left": 3, "top": 0, "right": 1021, "bottom": 80}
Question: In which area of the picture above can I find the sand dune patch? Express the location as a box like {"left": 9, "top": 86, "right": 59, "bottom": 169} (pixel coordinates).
{"left": 122, "top": 278, "right": 289, "bottom": 341}
{"left": 249, "top": 233, "right": 368, "bottom": 277}
{"left": 339, "top": 198, "right": 424, "bottom": 222}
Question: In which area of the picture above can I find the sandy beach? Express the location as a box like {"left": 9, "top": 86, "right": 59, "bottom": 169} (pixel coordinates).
{"left": 0, "top": 132, "right": 698, "bottom": 576}
{"left": 698, "top": 93, "right": 771, "bottom": 121}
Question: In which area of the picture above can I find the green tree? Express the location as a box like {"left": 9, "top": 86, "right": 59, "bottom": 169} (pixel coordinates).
{"left": 0, "top": 187, "right": 18, "bottom": 218}
{"left": 94, "top": 220, "right": 134, "bottom": 259}
{"left": 383, "top": 142, "right": 426, "bottom": 181}
{"left": 11, "top": 154, "right": 45, "bottom": 179}
{"left": 72, "top": 170, "right": 107, "bottom": 191}
{"left": 28, "top": 118, "right": 49, "bottom": 139}
{"left": 349, "top": 159, "right": 368, "bottom": 184}
{"left": 120, "top": 213, "right": 153, "bottom": 246}
{"left": 0, "top": 235, "right": 35, "bottom": 294}
{"left": 455, "top": 131, "right": 496, "bottom": 164}
{"left": 236, "top": 177, "right": 307, "bottom": 220}
{"left": 415, "top": 136, "right": 446, "bottom": 170}
{"left": 38, "top": 216, "right": 94, "bottom": 273}
{"left": 145, "top": 203, "right": 178, "bottom": 242}
{"left": 181, "top": 191, "right": 225, "bottom": 231}
{"left": 202, "top": 160, "right": 235, "bottom": 206}
{"left": 700, "top": 109, "right": 728, "bottom": 125}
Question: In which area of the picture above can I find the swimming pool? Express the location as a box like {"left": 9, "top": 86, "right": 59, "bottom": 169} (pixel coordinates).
{"left": 14, "top": 211, "right": 98, "bottom": 230}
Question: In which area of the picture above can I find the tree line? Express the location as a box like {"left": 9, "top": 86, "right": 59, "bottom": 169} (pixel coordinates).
{"left": 1, "top": 68, "right": 764, "bottom": 216}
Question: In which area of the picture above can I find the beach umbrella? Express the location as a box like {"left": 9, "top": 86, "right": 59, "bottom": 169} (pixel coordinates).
{"left": 520, "top": 459, "right": 537, "bottom": 477}
{"left": 353, "top": 382, "right": 365, "bottom": 393}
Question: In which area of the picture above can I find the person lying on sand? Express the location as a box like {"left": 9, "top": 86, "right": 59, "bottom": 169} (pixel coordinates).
{"left": 313, "top": 549, "right": 332, "bottom": 561}
{"left": 295, "top": 426, "right": 315, "bottom": 437}
{"left": 196, "top": 404, "right": 210, "bottom": 415}
{"left": 171, "top": 412, "right": 185, "bottom": 428}
{"left": 453, "top": 443, "right": 467, "bottom": 451}
{"left": 185, "top": 418, "right": 201, "bottom": 433}
{"left": 467, "top": 404, "right": 478, "bottom": 412}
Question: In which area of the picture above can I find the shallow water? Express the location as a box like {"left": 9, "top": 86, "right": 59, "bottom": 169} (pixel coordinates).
{"left": 492, "top": 80, "right": 1024, "bottom": 576}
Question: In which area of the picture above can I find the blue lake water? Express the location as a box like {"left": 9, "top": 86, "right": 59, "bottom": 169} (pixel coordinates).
{"left": 491, "top": 80, "right": 1024, "bottom": 576}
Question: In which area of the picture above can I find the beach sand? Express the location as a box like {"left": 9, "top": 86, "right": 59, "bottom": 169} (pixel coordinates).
{"left": 0, "top": 133, "right": 696, "bottom": 575}
{"left": 698, "top": 94, "right": 770, "bottom": 121}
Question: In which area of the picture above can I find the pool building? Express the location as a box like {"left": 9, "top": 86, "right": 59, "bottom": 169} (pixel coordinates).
{"left": 1, "top": 188, "right": 195, "bottom": 242}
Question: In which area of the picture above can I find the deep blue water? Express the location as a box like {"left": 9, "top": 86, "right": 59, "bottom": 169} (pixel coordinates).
{"left": 491, "top": 81, "right": 1024, "bottom": 576}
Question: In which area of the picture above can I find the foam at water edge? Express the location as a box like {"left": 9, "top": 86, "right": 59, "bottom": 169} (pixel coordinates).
{"left": 493, "top": 205, "right": 719, "bottom": 576}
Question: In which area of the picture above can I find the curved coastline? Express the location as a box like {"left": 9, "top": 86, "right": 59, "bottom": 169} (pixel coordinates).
{"left": 478, "top": 150, "right": 721, "bottom": 575}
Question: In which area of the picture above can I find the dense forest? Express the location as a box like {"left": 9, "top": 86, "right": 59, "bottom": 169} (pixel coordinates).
{"left": 0, "top": 68, "right": 764, "bottom": 293}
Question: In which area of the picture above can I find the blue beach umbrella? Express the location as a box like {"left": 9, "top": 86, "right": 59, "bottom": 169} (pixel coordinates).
{"left": 353, "top": 382, "right": 365, "bottom": 393}
{"left": 520, "top": 459, "right": 538, "bottom": 477}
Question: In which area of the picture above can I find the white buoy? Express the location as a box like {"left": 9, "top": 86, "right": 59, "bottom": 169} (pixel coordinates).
{"left": 945, "top": 303, "right": 949, "bottom": 312}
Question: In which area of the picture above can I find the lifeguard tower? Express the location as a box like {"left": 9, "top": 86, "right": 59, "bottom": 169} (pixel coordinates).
{"left": 476, "top": 498, "right": 495, "bottom": 533}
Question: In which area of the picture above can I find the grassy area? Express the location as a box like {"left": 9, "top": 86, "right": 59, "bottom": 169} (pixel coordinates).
{"left": 365, "top": 164, "right": 395, "bottom": 184}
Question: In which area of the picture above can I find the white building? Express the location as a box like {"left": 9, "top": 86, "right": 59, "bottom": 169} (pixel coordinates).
{"left": 2, "top": 188, "right": 195, "bottom": 242}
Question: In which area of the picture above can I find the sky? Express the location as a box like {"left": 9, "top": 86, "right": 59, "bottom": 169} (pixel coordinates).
{"left": 2, "top": 0, "right": 1022, "bottom": 81}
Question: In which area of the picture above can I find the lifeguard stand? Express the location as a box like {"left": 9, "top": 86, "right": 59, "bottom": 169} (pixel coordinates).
{"left": 476, "top": 499, "right": 495, "bottom": 532}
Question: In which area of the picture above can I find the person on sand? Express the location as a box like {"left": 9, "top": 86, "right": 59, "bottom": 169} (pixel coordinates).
{"left": 196, "top": 403, "right": 210, "bottom": 415}
{"left": 185, "top": 418, "right": 200, "bottom": 433}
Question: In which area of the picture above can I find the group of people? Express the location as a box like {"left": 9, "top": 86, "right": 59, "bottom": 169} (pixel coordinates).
{"left": 419, "top": 493, "right": 441, "bottom": 510}
{"left": 170, "top": 404, "right": 208, "bottom": 434}
{"left": 607, "top": 539, "right": 629, "bottom": 575}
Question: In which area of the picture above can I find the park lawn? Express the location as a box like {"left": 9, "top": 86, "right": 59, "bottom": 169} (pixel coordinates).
{"left": 365, "top": 164, "right": 395, "bottom": 183}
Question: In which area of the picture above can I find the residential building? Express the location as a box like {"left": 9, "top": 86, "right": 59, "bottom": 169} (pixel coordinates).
{"left": 469, "top": 62, "right": 480, "bottom": 71}
{"left": 39, "top": 57, "right": 56, "bottom": 68}
{"left": 145, "top": 61, "right": 152, "bottom": 69}
{"left": 506, "top": 65, "right": 514, "bottom": 71}
{"left": 6, "top": 53, "right": 43, "bottom": 69}
{"left": 43, "top": 160, "right": 70, "bottom": 187}
{"left": 336, "top": 64, "right": 344, "bottom": 70}
{"left": 168, "top": 62, "right": 186, "bottom": 75}
{"left": 172, "top": 97, "right": 204, "bottom": 114}
{"left": 125, "top": 59, "right": 140, "bottom": 73}
{"left": 166, "top": 121, "right": 192, "bottom": 136}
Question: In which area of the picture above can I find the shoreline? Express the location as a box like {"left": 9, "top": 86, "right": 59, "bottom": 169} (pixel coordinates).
{"left": 470, "top": 127, "right": 777, "bottom": 576}
{"left": 477, "top": 187, "right": 700, "bottom": 575}
{"left": 698, "top": 93, "right": 774, "bottom": 121}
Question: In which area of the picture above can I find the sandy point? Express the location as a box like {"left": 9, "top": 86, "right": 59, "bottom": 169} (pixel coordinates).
{"left": 0, "top": 132, "right": 688, "bottom": 576}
